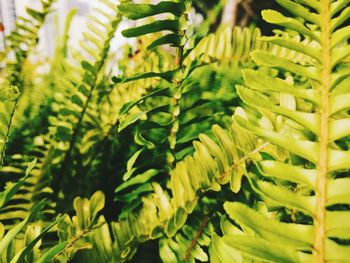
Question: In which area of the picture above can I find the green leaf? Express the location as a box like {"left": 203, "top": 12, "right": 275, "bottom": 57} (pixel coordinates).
{"left": 220, "top": 235, "right": 314, "bottom": 263}
{"left": 165, "top": 216, "right": 177, "bottom": 237}
{"left": 118, "top": 2, "right": 185, "bottom": 20}
{"left": 118, "top": 104, "right": 169, "bottom": 132}
{"left": 237, "top": 85, "right": 320, "bottom": 135}
{"left": 327, "top": 178, "right": 350, "bottom": 206}
{"left": 220, "top": 217, "right": 244, "bottom": 236}
{"left": 118, "top": 87, "right": 170, "bottom": 115}
{"left": 134, "top": 130, "right": 155, "bottom": 149}
{"left": 224, "top": 202, "right": 314, "bottom": 248}
{"left": 81, "top": 61, "right": 97, "bottom": 75}
{"left": 326, "top": 239, "right": 350, "bottom": 262}
{"left": 262, "top": 10, "right": 320, "bottom": 42}
{"left": 229, "top": 163, "right": 245, "bottom": 193}
{"left": 294, "top": 0, "right": 320, "bottom": 11}
{"left": 118, "top": 111, "right": 146, "bottom": 133}
{"left": 327, "top": 211, "right": 350, "bottom": 239}
{"left": 89, "top": 191, "right": 105, "bottom": 220}
{"left": 198, "top": 134, "right": 228, "bottom": 174}
{"left": 210, "top": 233, "right": 242, "bottom": 263}
{"left": 113, "top": 71, "right": 176, "bottom": 85}
{"left": 26, "top": 8, "right": 45, "bottom": 22}
{"left": 329, "top": 118, "right": 350, "bottom": 141}
{"left": 37, "top": 241, "right": 68, "bottom": 263}
{"left": 0, "top": 159, "right": 37, "bottom": 208}
{"left": 330, "top": 0, "right": 349, "bottom": 17}
{"left": 147, "top": 34, "right": 182, "bottom": 50}
{"left": 121, "top": 20, "right": 180, "bottom": 38}
{"left": 242, "top": 69, "right": 321, "bottom": 104}
{"left": 252, "top": 180, "right": 316, "bottom": 216}
{"left": 115, "top": 169, "right": 159, "bottom": 193}
{"left": 212, "top": 125, "right": 237, "bottom": 167}
{"left": 114, "top": 183, "right": 153, "bottom": 202}
{"left": 123, "top": 149, "right": 144, "bottom": 181}
{"left": 251, "top": 51, "right": 320, "bottom": 81}
{"left": 159, "top": 238, "right": 178, "bottom": 263}
{"left": 258, "top": 160, "right": 317, "bottom": 189}
{"left": 174, "top": 207, "right": 187, "bottom": 231}
{"left": 331, "top": 25, "right": 350, "bottom": 48}
{"left": 10, "top": 216, "right": 63, "bottom": 263}
{"left": 275, "top": 0, "right": 320, "bottom": 26}
{"left": 261, "top": 36, "right": 321, "bottom": 61}
{"left": 329, "top": 148, "right": 350, "bottom": 171}
{"left": 330, "top": 93, "right": 350, "bottom": 115}
{"left": 234, "top": 116, "right": 319, "bottom": 163}
{"left": 330, "top": 6, "right": 350, "bottom": 32}
{"left": 56, "top": 125, "right": 72, "bottom": 142}
{"left": 0, "top": 199, "right": 46, "bottom": 255}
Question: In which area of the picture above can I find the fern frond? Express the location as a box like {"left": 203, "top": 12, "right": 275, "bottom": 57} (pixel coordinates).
{"left": 107, "top": 119, "right": 261, "bottom": 261}
{"left": 159, "top": 213, "right": 213, "bottom": 263}
{"left": 218, "top": 1, "right": 350, "bottom": 262}
{"left": 118, "top": 1, "right": 190, "bottom": 50}
{"left": 0, "top": 0, "right": 55, "bottom": 166}
{"left": 0, "top": 199, "right": 49, "bottom": 262}
{"left": 0, "top": 138, "right": 56, "bottom": 229}
{"left": 0, "top": 191, "right": 106, "bottom": 263}
{"left": 39, "top": 0, "right": 123, "bottom": 205}
{"left": 184, "top": 25, "right": 321, "bottom": 66}
{"left": 4, "top": 0, "right": 56, "bottom": 89}
{"left": 184, "top": 26, "right": 267, "bottom": 65}
{"left": 54, "top": 191, "right": 106, "bottom": 262}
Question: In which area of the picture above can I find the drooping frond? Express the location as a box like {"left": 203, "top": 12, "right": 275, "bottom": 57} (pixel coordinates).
{"left": 0, "top": 137, "right": 56, "bottom": 229}
{"left": 0, "top": 200, "right": 51, "bottom": 262}
{"left": 159, "top": 213, "right": 214, "bottom": 263}
{"left": 0, "top": 161, "right": 63, "bottom": 262}
{"left": 106, "top": 119, "right": 260, "bottom": 261}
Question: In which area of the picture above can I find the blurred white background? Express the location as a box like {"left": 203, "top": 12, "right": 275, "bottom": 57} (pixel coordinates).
{"left": 0, "top": 0, "right": 133, "bottom": 56}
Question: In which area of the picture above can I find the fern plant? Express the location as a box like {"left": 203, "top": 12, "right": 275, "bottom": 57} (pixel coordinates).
{"left": 215, "top": 0, "right": 350, "bottom": 262}
{"left": 1, "top": 0, "right": 349, "bottom": 262}
{"left": 49, "top": 0, "right": 123, "bottom": 208}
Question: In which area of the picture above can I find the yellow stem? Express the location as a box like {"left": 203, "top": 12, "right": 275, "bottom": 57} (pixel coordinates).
{"left": 315, "top": 1, "right": 330, "bottom": 262}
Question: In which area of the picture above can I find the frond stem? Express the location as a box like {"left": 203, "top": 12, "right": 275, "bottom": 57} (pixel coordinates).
{"left": 184, "top": 215, "right": 210, "bottom": 261}
{"left": 53, "top": 221, "right": 106, "bottom": 260}
{"left": 315, "top": 1, "right": 330, "bottom": 262}
{"left": 57, "top": 80, "right": 97, "bottom": 192}
{"left": 219, "top": 142, "right": 269, "bottom": 180}
{"left": 167, "top": 43, "right": 184, "bottom": 168}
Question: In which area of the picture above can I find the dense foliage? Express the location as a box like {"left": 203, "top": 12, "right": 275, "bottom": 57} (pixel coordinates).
{"left": 0, "top": 0, "right": 349, "bottom": 262}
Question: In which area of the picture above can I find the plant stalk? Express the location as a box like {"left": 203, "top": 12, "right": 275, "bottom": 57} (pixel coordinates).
{"left": 315, "top": 1, "right": 330, "bottom": 261}
{"left": 0, "top": 100, "right": 18, "bottom": 166}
